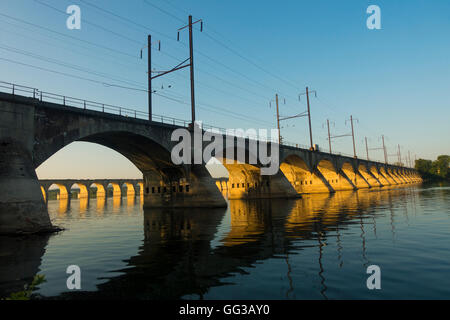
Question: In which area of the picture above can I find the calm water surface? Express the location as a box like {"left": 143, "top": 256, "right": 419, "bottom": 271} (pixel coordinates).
{"left": 1, "top": 182, "right": 449, "bottom": 299}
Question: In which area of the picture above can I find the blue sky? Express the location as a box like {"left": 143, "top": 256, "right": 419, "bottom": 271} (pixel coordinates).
{"left": 0, "top": 0, "right": 449, "bottom": 178}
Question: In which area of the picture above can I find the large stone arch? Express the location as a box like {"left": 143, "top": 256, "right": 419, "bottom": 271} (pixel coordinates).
{"left": 0, "top": 96, "right": 228, "bottom": 234}
{"left": 37, "top": 125, "right": 225, "bottom": 208}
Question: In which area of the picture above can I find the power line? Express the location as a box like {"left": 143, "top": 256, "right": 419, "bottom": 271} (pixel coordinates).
{"left": 78, "top": 0, "right": 177, "bottom": 42}
{"left": 142, "top": 1, "right": 305, "bottom": 95}
{"left": 0, "top": 12, "right": 139, "bottom": 59}
{"left": 33, "top": 0, "right": 142, "bottom": 45}
{"left": 153, "top": 0, "right": 192, "bottom": 18}
{"left": 0, "top": 44, "right": 146, "bottom": 88}
{"left": 0, "top": 56, "right": 136, "bottom": 88}
{"left": 0, "top": 21, "right": 144, "bottom": 70}
{"left": 0, "top": 57, "right": 271, "bottom": 126}
{"left": 201, "top": 31, "right": 303, "bottom": 91}
{"left": 76, "top": 0, "right": 294, "bottom": 99}
{"left": 1, "top": 11, "right": 273, "bottom": 117}
{"left": 33, "top": 1, "right": 276, "bottom": 105}
{"left": 142, "top": 0, "right": 185, "bottom": 23}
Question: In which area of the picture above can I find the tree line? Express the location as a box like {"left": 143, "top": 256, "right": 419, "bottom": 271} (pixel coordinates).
{"left": 415, "top": 155, "right": 450, "bottom": 180}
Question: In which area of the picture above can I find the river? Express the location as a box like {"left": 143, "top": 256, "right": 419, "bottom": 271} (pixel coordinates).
{"left": 1, "top": 182, "right": 449, "bottom": 299}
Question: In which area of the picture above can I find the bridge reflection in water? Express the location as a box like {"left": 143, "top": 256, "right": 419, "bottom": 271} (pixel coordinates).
{"left": 0, "top": 185, "right": 423, "bottom": 299}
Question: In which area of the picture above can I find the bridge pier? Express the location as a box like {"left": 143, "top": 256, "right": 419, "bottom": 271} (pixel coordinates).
{"left": 0, "top": 138, "right": 54, "bottom": 234}
{"left": 143, "top": 165, "right": 227, "bottom": 208}
{"left": 223, "top": 163, "right": 299, "bottom": 200}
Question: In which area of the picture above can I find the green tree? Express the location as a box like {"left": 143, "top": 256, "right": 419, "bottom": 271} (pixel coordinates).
{"left": 435, "top": 155, "right": 450, "bottom": 178}
{"left": 415, "top": 159, "right": 432, "bottom": 174}
{"left": 415, "top": 155, "right": 450, "bottom": 180}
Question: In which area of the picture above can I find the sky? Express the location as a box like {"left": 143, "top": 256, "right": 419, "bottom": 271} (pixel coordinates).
{"left": 0, "top": 0, "right": 449, "bottom": 179}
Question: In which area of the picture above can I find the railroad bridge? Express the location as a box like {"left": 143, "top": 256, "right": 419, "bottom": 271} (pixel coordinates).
{"left": 0, "top": 85, "right": 421, "bottom": 234}
{"left": 38, "top": 179, "right": 143, "bottom": 203}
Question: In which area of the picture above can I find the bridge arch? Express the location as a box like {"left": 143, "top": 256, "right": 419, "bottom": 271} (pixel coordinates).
{"left": 280, "top": 154, "right": 329, "bottom": 193}
{"left": 48, "top": 183, "right": 69, "bottom": 200}
{"left": 358, "top": 163, "right": 381, "bottom": 187}
{"left": 390, "top": 167, "right": 405, "bottom": 184}
{"left": 316, "top": 159, "right": 354, "bottom": 191}
{"left": 341, "top": 161, "right": 370, "bottom": 189}
{"left": 370, "top": 165, "right": 386, "bottom": 186}
{"left": 108, "top": 182, "right": 122, "bottom": 197}
{"left": 90, "top": 182, "right": 106, "bottom": 198}
{"left": 122, "top": 182, "right": 136, "bottom": 197}
{"left": 35, "top": 126, "right": 202, "bottom": 206}
{"left": 70, "top": 183, "right": 89, "bottom": 199}
{"left": 46, "top": 183, "right": 70, "bottom": 214}
{"left": 379, "top": 166, "right": 396, "bottom": 185}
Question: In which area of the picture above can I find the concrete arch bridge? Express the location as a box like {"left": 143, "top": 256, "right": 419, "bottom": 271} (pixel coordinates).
{"left": 215, "top": 150, "right": 422, "bottom": 199}
{"left": 0, "top": 87, "right": 421, "bottom": 234}
{"left": 38, "top": 179, "right": 143, "bottom": 203}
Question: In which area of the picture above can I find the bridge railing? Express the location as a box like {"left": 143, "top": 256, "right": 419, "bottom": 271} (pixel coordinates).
{"left": 0, "top": 81, "right": 408, "bottom": 167}
{"left": 0, "top": 81, "right": 191, "bottom": 126}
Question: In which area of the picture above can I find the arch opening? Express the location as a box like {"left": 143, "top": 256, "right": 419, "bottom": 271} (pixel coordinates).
{"left": 48, "top": 183, "right": 69, "bottom": 200}
{"left": 108, "top": 183, "right": 122, "bottom": 198}
{"left": 358, "top": 164, "right": 381, "bottom": 187}
{"left": 280, "top": 155, "right": 329, "bottom": 193}
{"left": 70, "top": 183, "right": 89, "bottom": 199}
{"left": 122, "top": 182, "right": 136, "bottom": 198}
{"left": 90, "top": 183, "right": 106, "bottom": 198}
{"left": 370, "top": 166, "right": 388, "bottom": 186}
{"left": 389, "top": 168, "right": 404, "bottom": 184}
{"left": 341, "top": 162, "right": 369, "bottom": 189}
{"left": 379, "top": 167, "right": 396, "bottom": 185}
{"left": 212, "top": 151, "right": 298, "bottom": 199}
{"left": 317, "top": 159, "right": 353, "bottom": 191}
{"left": 47, "top": 183, "right": 69, "bottom": 214}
